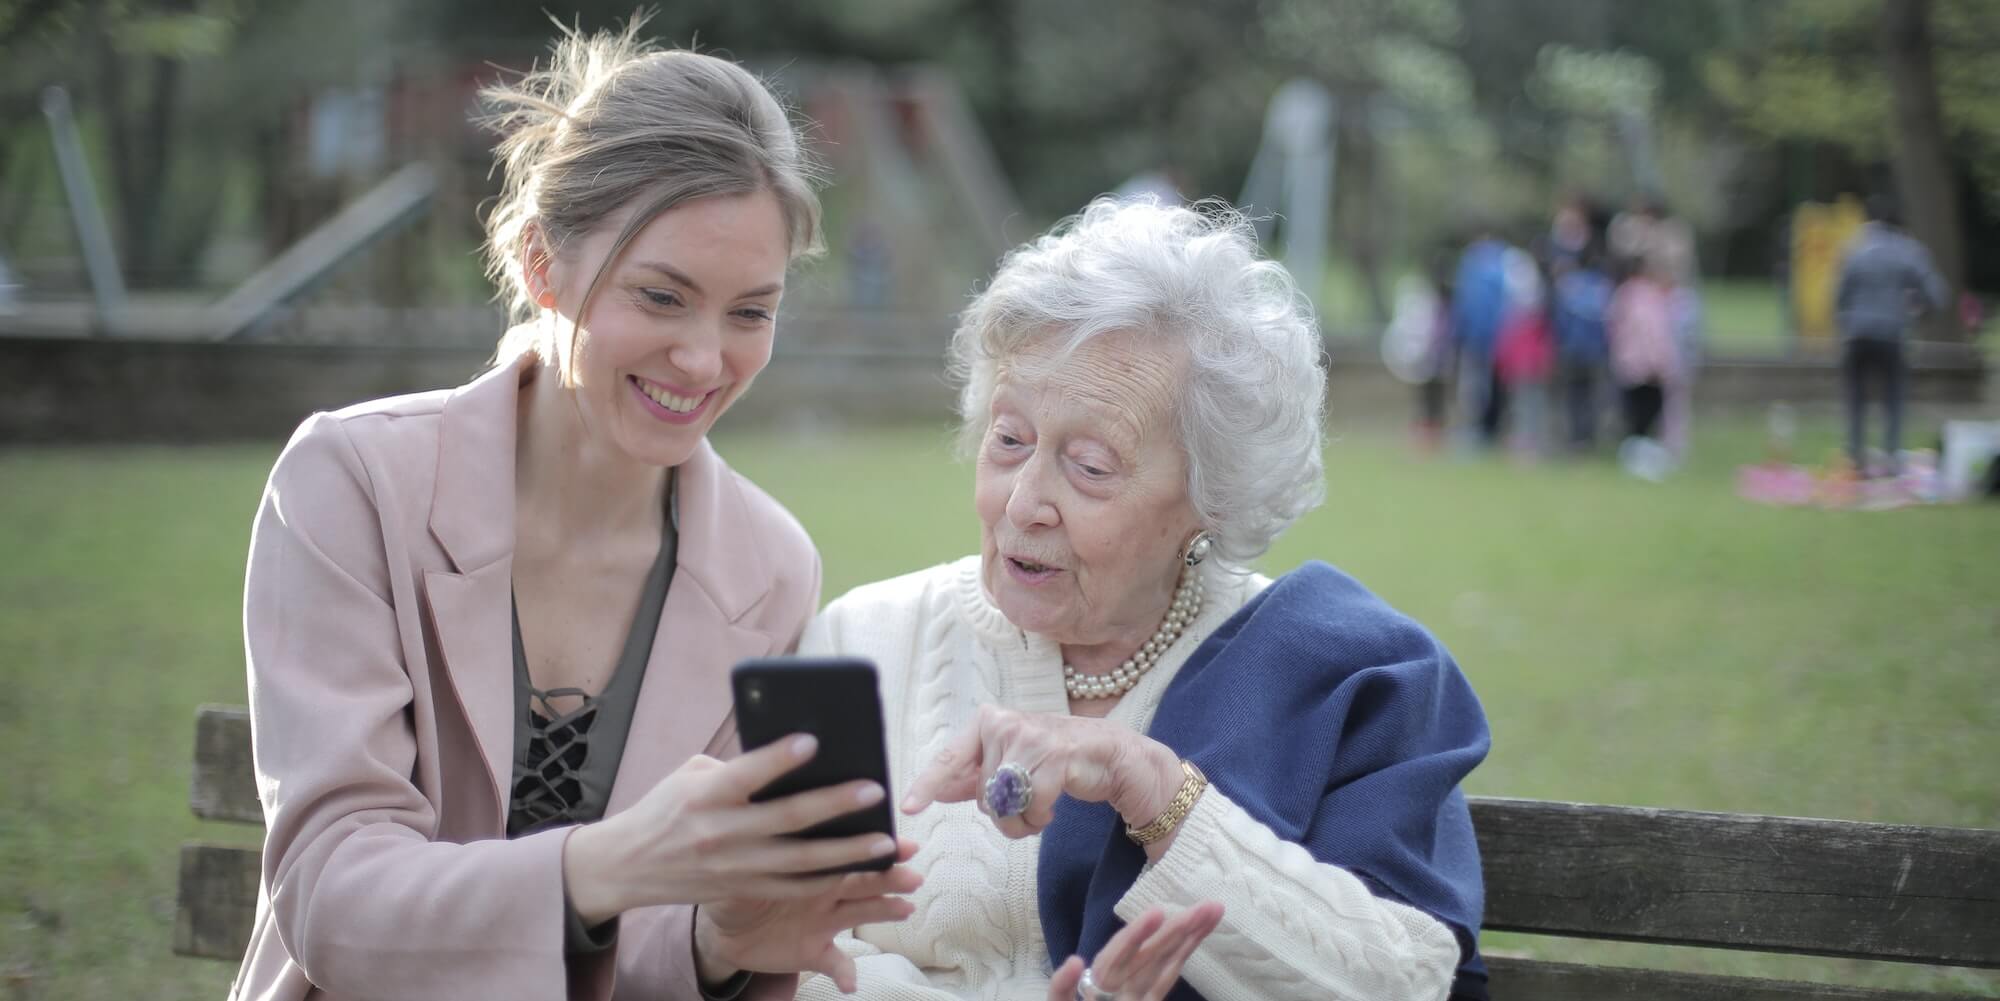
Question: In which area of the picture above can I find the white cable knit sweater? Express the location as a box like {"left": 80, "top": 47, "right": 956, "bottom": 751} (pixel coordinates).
{"left": 794, "top": 556, "right": 1460, "bottom": 1001}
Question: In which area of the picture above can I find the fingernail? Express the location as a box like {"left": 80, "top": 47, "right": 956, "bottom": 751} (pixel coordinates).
{"left": 900, "top": 794, "right": 920, "bottom": 812}
{"left": 790, "top": 734, "right": 818, "bottom": 757}
{"left": 856, "top": 783, "right": 885, "bottom": 805}
{"left": 872, "top": 837, "right": 897, "bottom": 856}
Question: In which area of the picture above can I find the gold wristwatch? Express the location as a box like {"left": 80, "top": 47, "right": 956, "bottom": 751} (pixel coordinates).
{"left": 1125, "top": 760, "right": 1207, "bottom": 846}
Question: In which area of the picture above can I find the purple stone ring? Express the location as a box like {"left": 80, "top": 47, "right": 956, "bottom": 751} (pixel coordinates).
{"left": 983, "top": 762, "right": 1034, "bottom": 819}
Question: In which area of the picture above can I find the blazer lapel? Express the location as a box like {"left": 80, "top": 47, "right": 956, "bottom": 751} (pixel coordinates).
{"left": 422, "top": 352, "right": 532, "bottom": 826}
{"left": 606, "top": 582, "right": 773, "bottom": 814}
{"left": 424, "top": 560, "right": 516, "bottom": 821}
{"left": 607, "top": 441, "right": 779, "bottom": 813}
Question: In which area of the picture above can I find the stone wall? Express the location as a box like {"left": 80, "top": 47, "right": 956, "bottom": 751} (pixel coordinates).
{"left": 0, "top": 335, "right": 1986, "bottom": 443}
{"left": 0, "top": 337, "right": 957, "bottom": 443}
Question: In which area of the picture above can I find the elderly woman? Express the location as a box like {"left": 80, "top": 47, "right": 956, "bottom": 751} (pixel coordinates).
{"left": 798, "top": 200, "right": 1490, "bottom": 1001}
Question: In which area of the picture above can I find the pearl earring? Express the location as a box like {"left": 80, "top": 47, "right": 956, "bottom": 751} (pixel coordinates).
{"left": 1181, "top": 530, "right": 1212, "bottom": 568}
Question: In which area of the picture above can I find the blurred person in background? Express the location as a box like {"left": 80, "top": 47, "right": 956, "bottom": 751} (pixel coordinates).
{"left": 1494, "top": 245, "right": 1554, "bottom": 459}
{"left": 1610, "top": 194, "right": 1701, "bottom": 460}
{"left": 1453, "top": 224, "right": 1512, "bottom": 450}
{"left": 1611, "top": 194, "right": 1697, "bottom": 290}
{"left": 1608, "top": 253, "right": 1683, "bottom": 480}
{"left": 235, "top": 22, "right": 921, "bottom": 1001}
{"left": 1541, "top": 191, "right": 1594, "bottom": 274}
{"left": 1417, "top": 244, "right": 1460, "bottom": 450}
{"left": 1836, "top": 193, "right": 1950, "bottom": 476}
{"left": 1382, "top": 242, "right": 1457, "bottom": 451}
{"left": 1552, "top": 241, "right": 1615, "bottom": 452}
{"left": 797, "top": 199, "right": 1492, "bottom": 1001}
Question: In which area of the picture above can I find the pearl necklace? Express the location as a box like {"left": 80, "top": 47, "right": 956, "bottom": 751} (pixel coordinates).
{"left": 1063, "top": 565, "right": 1204, "bottom": 700}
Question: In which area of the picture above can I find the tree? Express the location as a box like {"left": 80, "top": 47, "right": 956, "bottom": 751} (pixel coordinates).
{"left": 1881, "top": 0, "right": 1965, "bottom": 321}
{"left": 4, "top": 0, "right": 271, "bottom": 284}
{"left": 1700, "top": 0, "right": 2000, "bottom": 326}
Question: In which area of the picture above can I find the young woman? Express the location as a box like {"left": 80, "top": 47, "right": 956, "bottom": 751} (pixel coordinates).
{"left": 235, "top": 24, "right": 917, "bottom": 1001}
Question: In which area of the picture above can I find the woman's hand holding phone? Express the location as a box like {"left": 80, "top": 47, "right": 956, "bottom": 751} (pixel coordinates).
{"left": 561, "top": 734, "right": 923, "bottom": 948}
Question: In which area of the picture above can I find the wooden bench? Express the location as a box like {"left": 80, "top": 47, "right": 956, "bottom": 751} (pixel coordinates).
{"left": 178, "top": 704, "right": 2000, "bottom": 997}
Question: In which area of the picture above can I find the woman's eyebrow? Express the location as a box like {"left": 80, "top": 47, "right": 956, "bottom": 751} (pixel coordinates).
{"left": 630, "top": 259, "right": 783, "bottom": 298}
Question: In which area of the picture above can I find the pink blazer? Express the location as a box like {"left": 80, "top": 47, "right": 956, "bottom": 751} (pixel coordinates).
{"left": 232, "top": 354, "right": 819, "bottom": 1001}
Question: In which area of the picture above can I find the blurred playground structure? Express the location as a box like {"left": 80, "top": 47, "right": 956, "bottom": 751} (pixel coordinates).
{"left": 9, "top": 60, "right": 1022, "bottom": 347}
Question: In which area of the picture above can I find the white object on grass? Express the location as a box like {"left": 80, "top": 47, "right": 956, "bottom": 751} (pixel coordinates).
{"left": 1940, "top": 420, "right": 2000, "bottom": 501}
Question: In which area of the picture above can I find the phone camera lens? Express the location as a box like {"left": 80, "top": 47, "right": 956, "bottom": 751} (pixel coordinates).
{"left": 746, "top": 683, "right": 764, "bottom": 706}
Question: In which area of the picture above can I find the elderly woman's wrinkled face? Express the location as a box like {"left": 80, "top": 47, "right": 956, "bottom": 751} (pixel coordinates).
{"left": 976, "top": 333, "right": 1202, "bottom": 653}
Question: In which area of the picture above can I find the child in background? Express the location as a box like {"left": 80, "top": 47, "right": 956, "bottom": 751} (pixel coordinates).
{"left": 1453, "top": 229, "right": 1512, "bottom": 450}
{"left": 1608, "top": 255, "right": 1682, "bottom": 479}
{"left": 1383, "top": 261, "right": 1454, "bottom": 452}
{"left": 1495, "top": 247, "right": 1553, "bottom": 459}
{"left": 1553, "top": 243, "right": 1614, "bottom": 451}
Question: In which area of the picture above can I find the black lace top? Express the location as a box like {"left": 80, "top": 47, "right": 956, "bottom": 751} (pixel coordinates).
{"left": 505, "top": 481, "right": 676, "bottom": 838}
{"left": 505, "top": 474, "right": 675, "bottom": 958}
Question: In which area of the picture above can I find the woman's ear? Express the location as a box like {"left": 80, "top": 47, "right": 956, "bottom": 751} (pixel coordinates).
{"left": 522, "top": 224, "right": 558, "bottom": 310}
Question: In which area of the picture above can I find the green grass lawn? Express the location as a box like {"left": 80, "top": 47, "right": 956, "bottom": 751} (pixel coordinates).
{"left": 3, "top": 418, "right": 1996, "bottom": 998}
{"left": 1703, "top": 277, "right": 1791, "bottom": 349}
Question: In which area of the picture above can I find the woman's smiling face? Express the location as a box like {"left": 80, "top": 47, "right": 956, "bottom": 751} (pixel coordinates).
{"left": 537, "top": 189, "right": 790, "bottom": 468}
{"left": 973, "top": 332, "right": 1202, "bottom": 651}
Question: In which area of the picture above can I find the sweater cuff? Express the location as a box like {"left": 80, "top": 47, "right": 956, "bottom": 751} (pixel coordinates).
{"left": 1113, "top": 785, "right": 1464, "bottom": 1001}
{"left": 1116, "top": 784, "right": 1232, "bottom": 917}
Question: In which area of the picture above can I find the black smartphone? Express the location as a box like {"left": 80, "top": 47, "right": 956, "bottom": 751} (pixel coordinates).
{"left": 730, "top": 656, "right": 896, "bottom": 874}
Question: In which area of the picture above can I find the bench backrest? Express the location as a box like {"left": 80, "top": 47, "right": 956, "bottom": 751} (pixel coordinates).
{"left": 178, "top": 705, "right": 2000, "bottom": 997}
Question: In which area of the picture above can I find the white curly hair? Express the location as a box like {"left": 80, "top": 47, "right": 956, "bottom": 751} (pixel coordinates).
{"left": 949, "top": 197, "right": 1328, "bottom": 569}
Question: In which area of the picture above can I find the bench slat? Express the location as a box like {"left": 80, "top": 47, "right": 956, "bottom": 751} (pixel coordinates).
{"left": 173, "top": 843, "right": 260, "bottom": 961}
{"left": 1473, "top": 797, "right": 2000, "bottom": 968}
{"left": 1485, "top": 957, "right": 1989, "bottom": 1001}
{"left": 192, "top": 704, "right": 262, "bottom": 824}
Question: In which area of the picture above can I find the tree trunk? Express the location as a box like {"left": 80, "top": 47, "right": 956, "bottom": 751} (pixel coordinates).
{"left": 97, "top": 6, "right": 189, "bottom": 288}
{"left": 94, "top": 25, "right": 135, "bottom": 277}
{"left": 973, "top": 0, "right": 1020, "bottom": 184}
{"left": 1880, "top": 0, "right": 1966, "bottom": 340}
{"left": 130, "top": 54, "right": 184, "bottom": 284}
{"left": 0, "top": 138, "right": 48, "bottom": 249}
{"left": 1335, "top": 89, "right": 1391, "bottom": 331}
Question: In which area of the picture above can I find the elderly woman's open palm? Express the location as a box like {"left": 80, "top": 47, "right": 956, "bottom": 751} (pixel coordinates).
{"left": 1046, "top": 904, "right": 1225, "bottom": 1001}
